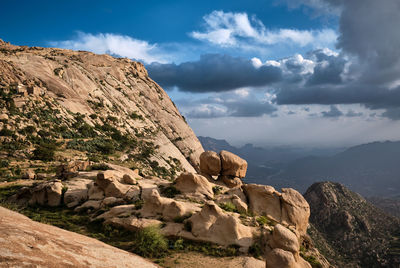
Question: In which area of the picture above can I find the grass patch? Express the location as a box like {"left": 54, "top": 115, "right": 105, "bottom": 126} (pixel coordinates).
{"left": 159, "top": 185, "right": 181, "bottom": 198}
{"left": 219, "top": 202, "right": 238, "bottom": 213}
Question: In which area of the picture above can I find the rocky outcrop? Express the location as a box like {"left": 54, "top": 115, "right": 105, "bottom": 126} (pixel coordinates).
{"left": 188, "top": 202, "right": 254, "bottom": 248}
{"left": 243, "top": 184, "right": 310, "bottom": 235}
{"left": 0, "top": 206, "right": 158, "bottom": 268}
{"left": 174, "top": 172, "right": 214, "bottom": 199}
{"left": 266, "top": 224, "right": 311, "bottom": 268}
{"left": 28, "top": 180, "right": 63, "bottom": 207}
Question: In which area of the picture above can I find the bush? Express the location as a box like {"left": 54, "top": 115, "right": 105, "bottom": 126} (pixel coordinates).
{"left": 132, "top": 226, "right": 168, "bottom": 258}
{"left": 90, "top": 163, "right": 110, "bottom": 170}
{"left": 219, "top": 202, "right": 237, "bottom": 213}
{"left": 212, "top": 186, "right": 223, "bottom": 195}
{"left": 160, "top": 185, "right": 181, "bottom": 198}
{"left": 0, "top": 128, "right": 14, "bottom": 136}
{"left": 129, "top": 112, "right": 143, "bottom": 120}
{"left": 0, "top": 160, "right": 9, "bottom": 168}
{"left": 32, "top": 143, "right": 56, "bottom": 161}
{"left": 256, "top": 216, "right": 272, "bottom": 226}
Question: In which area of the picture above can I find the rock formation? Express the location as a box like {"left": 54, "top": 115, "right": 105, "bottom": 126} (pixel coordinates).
{"left": 0, "top": 206, "right": 158, "bottom": 268}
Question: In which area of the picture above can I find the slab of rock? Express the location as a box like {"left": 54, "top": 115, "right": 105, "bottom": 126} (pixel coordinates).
{"left": 63, "top": 178, "right": 92, "bottom": 208}
{"left": 188, "top": 202, "right": 254, "bottom": 248}
{"left": 101, "top": 197, "right": 125, "bottom": 207}
{"left": 105, "top": 216, "right": 162, "bottom": 231}
{"left": 75, "top": 200, "right": 102, "bottom": 212}
{"left": 199, "top": 151, "right": 221, "bottom": 176}
{"left": 281, "top": 188, "right": 310, "bottom": 235}
{"left": 220, "top": 150, "right": 247, "bottom": 178}
{"left": 141, "top": 189, "right": 201, "bottom": 221}
{"left": 174, "top": 172, "right": 214, "bottom": 199}
{"left": 28, "top": 180, "right": 63, "bottom": 207}
{"left": 88, "top": 184, "right": 105, "bottom": 200}
{"left": 57, "top": 160, "right": 89, "bottom": 179}
{"left": 243, "top": 184, "right": 282, "bottom": 222}
{"left": 0, "top": 207, "right": 158, "bottom": 268}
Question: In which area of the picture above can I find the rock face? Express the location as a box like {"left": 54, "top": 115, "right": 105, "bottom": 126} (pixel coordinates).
{"left": 243, "top": 184, "right": 310, "bottom": 235}
{"left": 0, "top": 206, "right": 158, "bottom": 268}
{"left": 28, "top": 180, "right": 63, "bottom": 207}
{"left": 199, "top": 151, "right": 221, "bottom": 176}
{"left": 188, "top": 202, "right": 254, "bottom": 248}
{"left": 220, "top": 150, "right": 247, "bottom": 178}
{"left": 174, "top": 172, "right": 214, "bottom": 199}
{"left": 0, "top": 40, "right": 204, "bottom": 176}
{"left": 304, "top": 181, "right": 400, "bottom": 268}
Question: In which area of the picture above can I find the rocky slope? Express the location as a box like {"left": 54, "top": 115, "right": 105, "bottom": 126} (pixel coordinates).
{"left": 0, "top": 39, "right": 203, "bottom": 181}
{"left": 0, "top": 40, "right": 330, "bottom": 268}
{"left": 304, "top": 182, "right": 400, "bottom": 268}
{"left": 0, "top": 206, "right": 158, "bottom": 268}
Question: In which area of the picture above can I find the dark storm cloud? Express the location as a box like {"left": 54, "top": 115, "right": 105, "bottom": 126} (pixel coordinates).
{"left": 321, "top": 105, "right": 343, "bottom": 117}
{"left": 274, "top": 0, "right": 400, "bottom": 119}
{"left": 147, "top": 54, "right": 282, "bottom": 92}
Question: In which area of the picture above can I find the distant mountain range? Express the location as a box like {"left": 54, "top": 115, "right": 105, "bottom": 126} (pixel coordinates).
{"left": 199, "top": 136, "right": 400, "bottom": 198}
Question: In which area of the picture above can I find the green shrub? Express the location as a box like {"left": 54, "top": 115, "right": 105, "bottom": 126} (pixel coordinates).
{"left": 256, "top": 216, "right": 270, "bottom": 226}
{"left": 212, "top": 186, "right": 223, "bottom": 195}
{"left": 0, "top": 160, "right": 9, "bottom": 168}
{"left": 300, "top": 254, "right": 323, "bottom": 268}
{"left": 32, "top": 143, "right": 56, "bottom": 161}
{"left": 0, "top": 128, "right": 14, "bottom": 136}
{"left": 89, "top": 163, "right": 110, "bottom": 171}
{"left": 129, "top": 112, "right": 143, "bottom": 120}
{"left": 160, "top": 185, "right": 181, "bottom": 198}
{"left": 132, "top": 226, "right": 168, "bottom": 258}
{"left": 219, "top": 202, "right": 237, "bottom": 213}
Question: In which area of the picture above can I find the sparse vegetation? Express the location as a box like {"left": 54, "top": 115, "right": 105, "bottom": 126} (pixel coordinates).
{"left": 219, "top": 202, "right": 238, "bottom": 213}
{"left": 32, "top": 143, "right": 57, "bottom": 161}
{"left": 132, "top": 226, "right": 168, "bottom": 258}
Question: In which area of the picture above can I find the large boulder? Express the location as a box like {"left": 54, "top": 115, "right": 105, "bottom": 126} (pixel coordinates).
{"left": 188, "top": 202, "right": 254, "bottom": 248}
{"left": 56, "top": 160, "right": 89, "bottom": 179}
{"left": 269, "top": 224, "right": 300, "bottom": 254}
{"left": 266, "top": 248, "right": 297, "bottom": 268}
{"left": 243, "top": 184, "right": 282, "bottom": 222}
{"left": 96, "top": 171, "right": 131, "bottom": 198}
{"left": 28, "top": 180, "right": 63, "bottom": 207}
{"left": 281, "top": 188, "right": 310, "bottom": 235}
{"left": 199, "top": 151, "right": 221, "bottom": 176}
{"left": 63, "top": 179, "right": 92, "bottom": 208}
{"left": 22, "top": 169, "right": 36, "bottom": 180}
{"left": 219, "top": 175, "right": 243, "bottom": 188}
{"left": 220, "top": 150, "right": 247, "bottom": 178}
{"left": 174, "top": 172, "right": 214, "bottom": 199}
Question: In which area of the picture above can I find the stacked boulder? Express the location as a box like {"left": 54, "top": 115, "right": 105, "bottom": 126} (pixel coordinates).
{"left": 200, "top": 150, "right": 247, "bottom": 188}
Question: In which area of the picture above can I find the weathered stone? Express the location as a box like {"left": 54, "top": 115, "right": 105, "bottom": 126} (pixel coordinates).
{"left": 57, "top": 160, "right": 89, "bottom": 179}
{"left": 281, "top": 188, "right": 310, "bottom": 235}
{"left": 0, "top": 207, "right": 158, "bottom": 268}
{"left": 243, "top": 184, "right": 282, "bottom": 222}
{"left": 266, "top": 248, "right": 297, "bottom": 268}
{"left": 74, "top": 200, "right": 102, "bottom": 212}
{"left": 22, "top": 169, "right": 35, "bottom": 180}
{"left": 96, "top": 171, "right": 131, "bottom": 198}
{"left": 122, "top": 174, "right": 136, "bottom": 185}
{"left": 102, "top": 197, "right": 125, "bottom": 207}
{"left": 141, "top": 189, "right": 200, "bottom": 221}
{"left": 175, "top": 172, "right": 214, "bottom": 199}
{"left": 199, "top": 151, "right": 221, "bottom": 176}
{"left": 220, "top": 150, "right": 247, "bottom": 178}
{"left": 219, "top": 175, "right": 243, "bottom": 188}
{"left": 28, "top": 180, "right": 63, "bottom": 207}
{"left": 63, "top": 179, "right": 91, "bottom": 208}
{"left": 188, "top": 202, "right": 254, "bottom": 248}
{"left": 88, "top": 184, "right": 104, "bottom": 200}
{"left": 270, "top": 224, "right": 300, "bottom": 254}
{"left": 232, "top": 195, "right": 248, "bottom": 214}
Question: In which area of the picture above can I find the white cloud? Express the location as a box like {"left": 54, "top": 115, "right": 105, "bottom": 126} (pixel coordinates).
{"left": 50, "top": 32, "right": 168, "bottom": 64}
{"left": 190, "top": 11, "right": 337, "bottom": 49}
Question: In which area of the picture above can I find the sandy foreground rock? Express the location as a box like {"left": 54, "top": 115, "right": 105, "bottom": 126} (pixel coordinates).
{"left": 0, "top": 206, "right": 158, "bottom": 268}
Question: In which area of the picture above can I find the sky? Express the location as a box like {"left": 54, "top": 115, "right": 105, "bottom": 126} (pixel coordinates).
{"left": 1, "top": 0, "right": 400, "bottom": 147}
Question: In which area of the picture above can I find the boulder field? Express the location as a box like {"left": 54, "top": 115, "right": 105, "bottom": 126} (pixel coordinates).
{"left": 6, "top": 150, "right": 320, "bottom": 268}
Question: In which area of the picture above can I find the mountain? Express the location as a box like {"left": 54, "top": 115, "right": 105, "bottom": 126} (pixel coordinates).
{"left": 304, "top": 181, "right": 400, "bottom": 268}
{"left": 0, "top": 41, "right": 328, "bottom": 268}
{"left": 0, "top": 39, "right": 203, "bottom": 182}
{"left": 273, "top": 141, "right": 400, "bottom": 197}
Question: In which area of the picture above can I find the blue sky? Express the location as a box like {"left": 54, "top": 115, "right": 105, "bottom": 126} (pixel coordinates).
{"left": 2, "top": 0, "right": 400, "bottom": 147}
